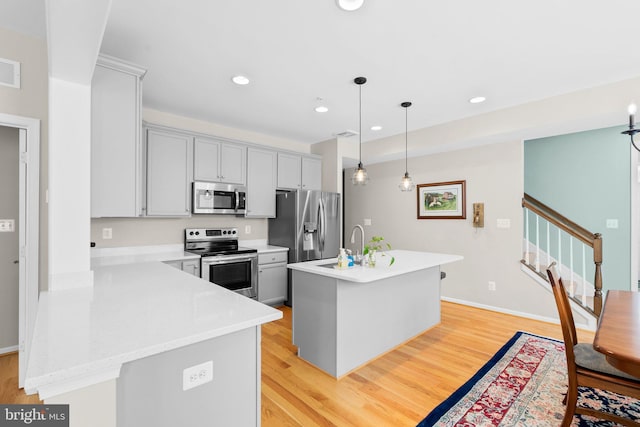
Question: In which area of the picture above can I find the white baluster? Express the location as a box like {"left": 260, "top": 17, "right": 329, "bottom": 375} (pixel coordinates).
{"left": 535, "top": 216, "right": 540, "bottom": 272}
{"left": 570, "top": 238, "right": 575, "bottom": 297}
{"left": 524, "top": 209, "right": 530, "bottom": 264}
{"left": 558, "top": 229, "right": 562, "bottom": 278}
{"left": 546, "top": 221, "right": 551, "bottom": 269}
{"left": 582, "top": 245, "right": 587, "bottom": 306}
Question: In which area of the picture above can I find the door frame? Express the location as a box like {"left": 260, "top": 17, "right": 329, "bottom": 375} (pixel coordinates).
{"left": 632, "top": 147, "right": 640, "bottom": 291}
{"left": 0, "top": 113, "right": 40, "bottom": 388}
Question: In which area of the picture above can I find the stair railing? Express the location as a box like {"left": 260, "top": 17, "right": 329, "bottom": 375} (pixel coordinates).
{"left": 522, "top": 193, "right": 603, "bottom": 317}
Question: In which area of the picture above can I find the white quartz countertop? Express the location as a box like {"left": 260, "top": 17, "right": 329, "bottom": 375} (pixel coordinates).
{"left": 287, "top": 250, "right": 463, "bottom": 283}
{"left": 25, "top": 262, "right": 282, "bottom": 398}
{"left": 250, "top": 244, "right": 289, "bottom": 254}
{"left": 91, "top": 244, "right": 199, "bottom": 268}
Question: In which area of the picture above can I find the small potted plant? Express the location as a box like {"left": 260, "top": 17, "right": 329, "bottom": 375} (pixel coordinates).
{"left": 363, "top": 236, "right": 395, "bottom": 267}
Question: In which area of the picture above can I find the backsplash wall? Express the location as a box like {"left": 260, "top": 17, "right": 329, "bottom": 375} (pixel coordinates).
{"left": 91, "top": 216, "right": 268, "bottom": 248}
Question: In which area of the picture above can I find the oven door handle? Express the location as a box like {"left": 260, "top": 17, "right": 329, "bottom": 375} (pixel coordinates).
{"left": 202, "top": 254, "right": 256, "bottom": 263}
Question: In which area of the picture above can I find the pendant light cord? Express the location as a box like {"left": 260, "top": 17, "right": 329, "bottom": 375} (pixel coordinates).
{"left": 405, "top": 106, "right": 408, "bottom": 174}
{"left": 359, "top": 83, "right": 362, "bottom": 165}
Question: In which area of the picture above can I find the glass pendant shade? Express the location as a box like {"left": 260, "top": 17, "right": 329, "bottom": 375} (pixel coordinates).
{"left": 399, "top": 172, "right": 415, "bottom": 191}
{"left": 352, "top": 162, "right": 369, "bottom": 185}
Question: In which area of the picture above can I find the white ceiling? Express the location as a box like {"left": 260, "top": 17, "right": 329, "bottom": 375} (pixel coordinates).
{"left": 3, "top": 0, "right": 640, "bottom": 145}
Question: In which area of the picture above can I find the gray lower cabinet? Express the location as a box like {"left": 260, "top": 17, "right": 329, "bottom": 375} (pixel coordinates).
{"left": 145, "top": 127, "right": 193, "bottom": 216}
{"left": 163, "top": 259, "right": 200, "bottom": 277}
{"left": 258, "top": 251, "right": 288, "bottom": 305}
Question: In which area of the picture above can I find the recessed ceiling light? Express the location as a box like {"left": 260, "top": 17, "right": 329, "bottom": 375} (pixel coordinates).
{"left": 315, "top": 106, "right": 329, "bottom": 113}
{"left": 232, "top": 75, "right": 250, "bottom": 85}
{"left": 371, "top": 125, "right": 382, "bottom": 131}
{"left": 469, "top": 96, "right": 486, "bottom": 104}
{"left": 336, "top": 0, "right": 364, "bottom": 11}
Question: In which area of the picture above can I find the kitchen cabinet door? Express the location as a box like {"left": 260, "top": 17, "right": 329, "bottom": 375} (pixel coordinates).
{"left": 145, "top": 128, "right": 193, "bottom": 217}
{"left": 194, "top": 138, "right": 246, "bottom": 185}
{"left": 91, "top": 55, "right": 146, "bottom": 217}
{"left": 246, "top": 148, "right": 276, "bottom": 218}
{"left": 302, "top": 156, "right": 322, "bottom": 191}
{"left": 258, "top": 262, "right": 287, "bottom": 306}
{"left": 181, "top": 259, "right": 200, "bottom": 277}
{"left": 219, "top": 143, "right": 246, "bottom": 185}
{"left": 193, "top": 138, "right": 221, "bottom": 182}
{"left": 277, "top": 153, "right": 301, "bottom": 190}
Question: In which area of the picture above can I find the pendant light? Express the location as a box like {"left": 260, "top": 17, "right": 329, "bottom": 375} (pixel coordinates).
{"left": 399, "top": 101, "right": 415, "bottom": 191}
{"left": 352, "top": 76, "right": 369, "bottom": 185}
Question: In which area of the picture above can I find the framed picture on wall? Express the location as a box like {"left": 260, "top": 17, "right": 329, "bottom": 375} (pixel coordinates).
{"left": 417, "top": 180, "right": 466, "bottom": 219}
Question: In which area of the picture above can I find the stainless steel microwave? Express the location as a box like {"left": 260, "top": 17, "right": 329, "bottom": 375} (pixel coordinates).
{"left": 192, "top": 182, "right": 246, "bottom": 215}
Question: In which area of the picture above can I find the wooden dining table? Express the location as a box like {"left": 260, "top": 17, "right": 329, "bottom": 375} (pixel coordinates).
{"left": 593, "top": 290, "right": 640, "bottom": 378}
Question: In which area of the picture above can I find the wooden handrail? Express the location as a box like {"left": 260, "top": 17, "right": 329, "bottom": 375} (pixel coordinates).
{"left": 522, "top": 193, "right": 603, "bottom": 316}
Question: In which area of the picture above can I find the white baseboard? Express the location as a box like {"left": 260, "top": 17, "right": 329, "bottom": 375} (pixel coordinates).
{"left": 0, "top": 345, "right": 19, "bottom": 355}
{"left": 440, "top": 296, "right": 596, "bottom": 332}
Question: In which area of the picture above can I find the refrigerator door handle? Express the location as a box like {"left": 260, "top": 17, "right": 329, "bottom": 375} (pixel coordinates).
{"left": 319, "top": 199, "right": 327, "bottom": 252}
{"left": 317, "top": 199, "right": 323, "bottom": 252}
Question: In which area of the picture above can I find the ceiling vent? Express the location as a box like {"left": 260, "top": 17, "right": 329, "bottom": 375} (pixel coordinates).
{"left": 335, "top": 130, "right": 359, "bottom": 138}
{"left": 0, "top": 58, "right": 20, "bottom": 89}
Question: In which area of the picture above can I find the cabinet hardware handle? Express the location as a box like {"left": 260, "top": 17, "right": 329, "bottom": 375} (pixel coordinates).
{"left": 13, "top": 260, "right": 19, "bottom": 264}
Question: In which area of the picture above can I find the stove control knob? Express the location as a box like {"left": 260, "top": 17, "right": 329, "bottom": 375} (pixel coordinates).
{"left": 195, "top": 231, "right": 200, "bottom": 236}
{"left": 189, "top": 231, "right": 194, "bottom": 236}
{"left": 222, "top": 230, "right": 227, "bottom": 235}
{"left": 232, "top": 230, "right": 237, "bottom": 234}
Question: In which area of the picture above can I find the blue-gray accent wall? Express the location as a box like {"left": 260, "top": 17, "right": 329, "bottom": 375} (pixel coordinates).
{"left": 524, "top": 125, "right": 631, "bottom": 292}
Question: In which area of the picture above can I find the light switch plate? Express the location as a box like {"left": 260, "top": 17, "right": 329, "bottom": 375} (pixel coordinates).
{"left": 0, "top": 219, "right": 15, "bottom": 232}
{"left": 102, "top": 228, "right": 112, "bottom": 239}
{"left": 496, "top": 218, "right": 511, "bottom": 229}
{"left": 606, "top": 219, "right": 619, "bottom": 229}
{"left": 364, "top": 218, "right": 372, "bottom": 226}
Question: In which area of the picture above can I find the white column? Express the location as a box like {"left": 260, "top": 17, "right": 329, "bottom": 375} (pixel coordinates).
{"left": 46, "top": 0, "right": 111, "bottom": 290}
{"left": 48, "top": 79, "right": 93, "bottom": 290}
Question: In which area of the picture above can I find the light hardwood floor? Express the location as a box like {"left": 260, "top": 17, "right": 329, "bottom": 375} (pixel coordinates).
{"left": 0, "top": 301, "right": 593, "bottom": 426}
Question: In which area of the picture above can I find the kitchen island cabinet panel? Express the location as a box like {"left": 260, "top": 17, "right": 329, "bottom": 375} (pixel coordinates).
{"left": 145, "top": 128, "right": 193, "bottom": 217}
{"left": 258, "top": 251, "right": 288, "bottom": 306}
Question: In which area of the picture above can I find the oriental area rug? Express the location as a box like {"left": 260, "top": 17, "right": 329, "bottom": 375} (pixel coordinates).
{"left": 417, "top": 331, "right": 640, "bottom": 426}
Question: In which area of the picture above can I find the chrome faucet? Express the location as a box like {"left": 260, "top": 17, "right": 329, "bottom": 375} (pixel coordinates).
{"left": 350, "top": 224, "right": 365, "bottom": 264}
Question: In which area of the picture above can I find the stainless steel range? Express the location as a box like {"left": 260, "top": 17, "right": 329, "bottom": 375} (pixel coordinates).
{"left": 185, "top": 228, "right": 258, "bottom": 299}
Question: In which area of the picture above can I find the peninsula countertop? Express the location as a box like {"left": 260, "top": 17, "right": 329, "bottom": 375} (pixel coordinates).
{"left": 287, "top": 249, "right": 463, "bottom": 283}
{"left": 25, "top": 262, "right": 282, "bottom": 398}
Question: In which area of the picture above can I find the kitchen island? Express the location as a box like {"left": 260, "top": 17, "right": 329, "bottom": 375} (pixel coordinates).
{"left": 25, "top": 262, "right": 282, "bottom": 427}
{"left": 288, "top": 250, "right": 462, "bottom": 377}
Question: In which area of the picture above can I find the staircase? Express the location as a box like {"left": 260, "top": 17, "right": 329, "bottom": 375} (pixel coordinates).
{"left": 521, "top": 194, "right": 602, "bottom": 326}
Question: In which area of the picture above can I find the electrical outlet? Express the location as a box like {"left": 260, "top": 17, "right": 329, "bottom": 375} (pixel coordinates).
{"left": 102, "top": 228, "right": 112, "bottom": 239}
{"left": 488, "top": 281, "right": 496, "bottom": 291}
{"left": 364, "top": 218, "right": 372, "bottom": 226}
{"left": 245, "top": 225, "right": 252, "bottom": 234}
{"left": 183, "top": 361, "right": 213, "bottom": 391}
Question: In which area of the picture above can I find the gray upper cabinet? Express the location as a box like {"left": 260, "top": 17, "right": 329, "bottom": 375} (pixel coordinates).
{"left": 277, "top": 153, "right": 302, "bottom": 190}
{"left": 301, "top": 156, "right": 322, "bottom": 190}
{"left": 277, "top": 153, "right": 322, "bottom": 191}
{"left": 145, "top": 127, "right": 193, "bottom": 217}
{"left": 194, "top": 137, "right": 246, "bottom": 185}
{"left": 246, "top": 148, "right": 277, "bottom": 218}
{"left": 91, "top": 55, "right": 146, "bottom": 217}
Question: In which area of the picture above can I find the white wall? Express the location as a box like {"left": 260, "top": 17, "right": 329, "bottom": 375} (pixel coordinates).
{"left": 344, "top": 140, "right": 559, "bottom": 320}
{"left": 0, "top": 27, "right": 48, "bottom": 291}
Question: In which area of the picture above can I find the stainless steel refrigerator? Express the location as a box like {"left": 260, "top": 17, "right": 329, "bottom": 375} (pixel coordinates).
{"left": 268, "top": 190, "right": 341, "bottom": 304}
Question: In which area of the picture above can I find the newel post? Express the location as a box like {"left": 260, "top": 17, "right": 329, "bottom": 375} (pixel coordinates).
{"left": 593, "top": 233, "right": 603, "bottom": 317}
